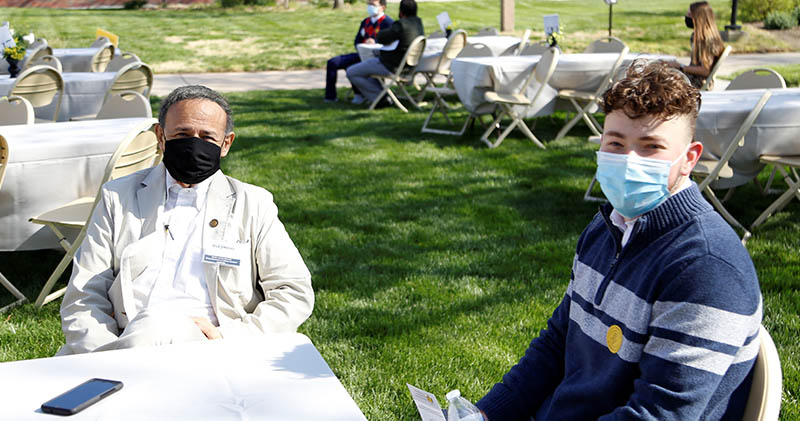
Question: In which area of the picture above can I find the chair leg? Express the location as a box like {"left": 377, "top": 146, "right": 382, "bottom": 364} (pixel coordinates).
{"left": 701, "top": 185, "right": 751, "bottom": 241}
{"left": 0, "top": 271, "right": 27, "bottom": 313}
{"left": 583, "top": 175, "right": 606, "bottom": 202}
{"left": 515, "top": 115, "right": 546, "bottom": 149}
{"left": 480, "top": 108, "right": 509, "bottom": 147}
{"left": 34, "top": 240, "right": 80, "bottom": 308}
{"left": 555, "top": 99, "right": 587, "bottom": 141}
{"left": 750, "top": 166, "right": 800, "bottom": 231}
{"left": 386, "top": 88, "right": 408, "bottom": 113}
{"left": 368, "top": 85, "right": 391, "bottom": 110}
{"left": 397, "top": 82, "right": 421, "bottom": 110}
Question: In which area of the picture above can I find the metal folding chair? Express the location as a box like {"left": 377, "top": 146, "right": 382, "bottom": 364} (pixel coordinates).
{"left": 10, "top": 65, "right": 64, "bottom": 122}
{"left": 0, "top": 136, "right": 28, "bottom": 312}
{"left": 583, "top": 36, "right": 627, "bottom": 54}
{"left": 368, "top": 36, "right": 426, "bottom": 113}
{"left": 415, "top": 30, "right": 467, "bottom": 103}
{"left": 29, "top": 120, "right": 160, "bottom": 307}
{"left": 750, "top": 155, "right": 800, "bottom": 232}
{"left": 0, "top": 96, "right": 35, "bottom": 126}
{"left": 480, "top": 47, "right": 560, "bottom": 148}
{"left": 699, "top": 45, "right": 732, "bottom": 92}
{"left": 742, "top": 326, "right": 783, "bottom": 421}
{"left": 692, "top": 90, "right": 772, "bottom": 242}
{"left": 554, "top": 46, "right": 629, "bottom": 141}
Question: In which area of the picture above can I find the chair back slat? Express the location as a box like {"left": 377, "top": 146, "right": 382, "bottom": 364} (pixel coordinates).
{"left": 584, "top": 36, "right": 627, "bottom": 54}
{"left": 10, "top": 65, "right": 64, "bottom": 121}
{"left": 436, "top": 30, "right": 467, "bottom": 74}
{"left": 0, "top": 136, "right": 8, "bottom": 190}
{"left": 404, "top": 36, "right": 427, "bottom": 68}
{"left": 726, "top": 68, "right": 786, "bottom": 90}
{"left": 92, "top": 44, "right": 116, "bottom": 72}
{"left": 700, "top": 45, "right": 732, "bottom": 91}
{"left": 109, "top": 62, "right": 154, "bottom": 100}
{"left": 106, "top": 51, "right": 141, "bottom": 73}
{"left": 457, "top": 42, "right": 493, "bottom": 58}
{"left": 109, "top": 130, "right": 160, "bottom": 180}
{"left": 0, "top": 96, "right": 35, "bottom": 125}
{"left": 96, "top": 91, "right": 152, "bottom": 120}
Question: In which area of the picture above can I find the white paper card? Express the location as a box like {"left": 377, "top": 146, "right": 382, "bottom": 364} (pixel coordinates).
{"left": 407, "top": 384, "right": 446, "bottom": 421}
{"left": 544, "top": 14, "right": 560, "bottom": 36}
{"left": 604, "top": 0, "right": 618, "bottom": 4}
{"left": 380, "top": 40, "right": 399, "bottom": 51}
{"left": 436, "top": 11, "right": 452, "bottom": 32}
{"left": 0, "top": 25, "right": 14, "bottom": 50}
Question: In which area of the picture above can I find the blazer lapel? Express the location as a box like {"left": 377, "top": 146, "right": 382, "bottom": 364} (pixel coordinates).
{"left": 136, "top": 163, "right": 167, "bottom": 237}
{"left": 202, "top": 171, "right": 236, "bottom": 307}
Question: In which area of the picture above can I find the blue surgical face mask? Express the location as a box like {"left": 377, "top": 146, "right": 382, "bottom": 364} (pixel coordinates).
{"left": 367, "top": 4, "right": 380, "bottom": 16}
{"left": 595, "top": 147, "right": 688, "bottom": 219}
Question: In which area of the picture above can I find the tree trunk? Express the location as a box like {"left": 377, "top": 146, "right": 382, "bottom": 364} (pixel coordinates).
{"left": 333, "top": 0, "right": 343, "bottom": 9}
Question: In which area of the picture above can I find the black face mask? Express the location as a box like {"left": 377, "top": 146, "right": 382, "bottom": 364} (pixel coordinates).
{"left": 685, "top": 16, "right": 694, "bottom": 29}
{"left": 162, "top": 137, "right": 222, "bottom": 185}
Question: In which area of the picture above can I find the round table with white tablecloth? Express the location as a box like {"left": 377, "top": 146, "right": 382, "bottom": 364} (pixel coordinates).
{"left": 449, "top": 53, "right": 676, "bottom": 117}
{"left": 696, "top": 88, "right": 800, "bottom": 189}
{"left": 0, "top": 47, "right": 119, "bottom": 74}
{"left": 0, "top": 118, "right": 157, "bottom": 251}
{"left": 0, "top": 72, "right": 116, "bottom": 121}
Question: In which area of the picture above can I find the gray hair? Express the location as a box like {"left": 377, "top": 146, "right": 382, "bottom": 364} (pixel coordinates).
{"left": 158, "top": 85, "right": 234, "bottom": 134}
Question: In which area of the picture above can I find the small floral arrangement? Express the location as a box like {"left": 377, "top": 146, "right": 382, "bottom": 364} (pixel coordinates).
{"left": 3, "top": 33, "right": 28, "bottom": 61}
{"left": 547, "top": 30, "right": 562, "bottom": 47}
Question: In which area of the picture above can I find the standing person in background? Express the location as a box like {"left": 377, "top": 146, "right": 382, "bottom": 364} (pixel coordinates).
{"left": 325, "top": 0, "right": 393, "bottom": 104}
{"left": 346, "top": 0, "right": 424, "bottom": 108}
{"left": 669, "top": 1, "right": 725, "bottom": 89}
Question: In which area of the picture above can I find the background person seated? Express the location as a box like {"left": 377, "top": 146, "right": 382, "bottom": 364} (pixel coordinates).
{"left": 476, "top": 61, "right": 762, "bottom": 420}
{"left": 325, "top": 0, "right": 393, "bottom": 104}
{"left": 58, "top": 85, "right": 314, "bottom": 355}
{"left": 346, "top": 0, "right": 423, "bottom": 107}
{"left": 668, "top": 1, "right": 725, "bottom": 89}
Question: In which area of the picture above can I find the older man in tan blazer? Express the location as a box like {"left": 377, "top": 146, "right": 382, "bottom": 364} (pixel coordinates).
{"left": 58, "top": 85, "right": 314, "bottom": 355}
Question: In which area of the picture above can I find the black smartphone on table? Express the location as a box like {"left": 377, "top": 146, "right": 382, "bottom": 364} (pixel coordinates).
{"left": 41, "top": 378, "right": 123, "bottom": 416}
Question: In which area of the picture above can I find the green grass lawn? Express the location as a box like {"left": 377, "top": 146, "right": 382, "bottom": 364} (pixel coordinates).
{"left": 1, "top": 89, "right": 799, "bottom": 419}
{"left": 0, "top": 0, "right": 792, "bottom": 73}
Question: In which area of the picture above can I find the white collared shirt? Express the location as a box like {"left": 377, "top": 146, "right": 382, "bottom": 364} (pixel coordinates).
{"left": 370, "top": 12, "right": 384, "bottom": 23}
{"left": 610, "top": 177, "right": 693, "bottom": 247}
{"left": 131, "top": 167, "right": 218, "bottom": 325}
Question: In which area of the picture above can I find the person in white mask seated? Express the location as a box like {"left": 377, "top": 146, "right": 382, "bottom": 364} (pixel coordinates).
{"left": 58, "top": 85, "right": 314, "bottom": 355}
{"left": 474, "top": 61, "right": 762, "bottom": 420}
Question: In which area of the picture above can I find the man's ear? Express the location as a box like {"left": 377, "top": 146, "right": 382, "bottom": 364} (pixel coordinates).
{"left": 220, "top": 132, "right": 235, "bottom": 158}
{"left": 154, "top": 124, "right": 166, "bottom": 153}
{"left": 680, "top": 141, "right": 703, "bottom": 177}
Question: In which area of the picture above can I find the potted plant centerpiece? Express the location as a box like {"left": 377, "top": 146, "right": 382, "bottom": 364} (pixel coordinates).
{"left": 4, "top": 33, "right": 28, "bottom": 78}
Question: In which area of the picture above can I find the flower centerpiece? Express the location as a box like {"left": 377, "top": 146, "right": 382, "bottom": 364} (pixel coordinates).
{"left": 3, "top": 33, "right": 28, "bottom": 78}
{"left": 547, "top": 31, "right": 562, "bottom": 48}
{"left": 445, "top": 20, "right": 457, "bottom": 38}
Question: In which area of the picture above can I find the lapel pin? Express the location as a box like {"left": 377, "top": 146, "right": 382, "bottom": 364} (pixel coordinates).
{"left": 209, "top": 219, "right": 219, "bottom": 228}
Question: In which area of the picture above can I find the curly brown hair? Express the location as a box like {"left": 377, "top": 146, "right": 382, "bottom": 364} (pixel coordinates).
{"left": 602, "top": 60, "right": 701, "bottom": 129}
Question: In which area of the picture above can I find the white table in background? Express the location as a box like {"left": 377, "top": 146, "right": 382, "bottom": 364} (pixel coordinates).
{"left": 0, "top": 333, "right": 367, "bottom": 420}
{"left": 0, "top": 118, "right": 156, "bottom": 251}
{"left": 696, "top": 88, "right": 800, "bottom": 189}
{"left": 53, "top": 47, "right": 120, "bottom": 73}
{"left": 356, "top": 35, "right": 520, "bottom": 63}
{"left": 0, "top": 72, "right": 116, "bottom": 122}
{"left": 450, "top": 53, "right": 675, "bottom": 117}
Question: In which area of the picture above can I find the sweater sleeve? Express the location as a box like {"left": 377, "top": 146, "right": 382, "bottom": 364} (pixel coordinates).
{"left": 599, "top": 255, "right": 762, "bottom": 420}
{"left": 476, "top": 291, "right": 571, "bottom": 419}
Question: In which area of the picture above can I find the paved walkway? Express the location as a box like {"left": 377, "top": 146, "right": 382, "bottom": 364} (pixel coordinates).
{"left": 151, "top": 52, "right": 800, "bottom": 96}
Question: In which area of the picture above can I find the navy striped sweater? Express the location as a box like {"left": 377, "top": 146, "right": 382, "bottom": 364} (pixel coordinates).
{"left": 476, "top": 184, "right": 762, "bottom": 420}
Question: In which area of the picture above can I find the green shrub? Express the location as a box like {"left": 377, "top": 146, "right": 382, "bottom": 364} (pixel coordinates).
{"left": 220, "top": 0, "right": 244, "bottom": 7}
{"left": 123, "top": 0, "right": 147, "bottom": 9}
{"left": 793, "top": 6, "right": 800, "bottom": 24}
{"left": 738, "top": 0, "right": 794, "bottom": 22}
{"left": 764, "top": 10, "right": 795, "bottom": 29}
{"left": 220, "top": 0, "right": 273, "bottom": 7}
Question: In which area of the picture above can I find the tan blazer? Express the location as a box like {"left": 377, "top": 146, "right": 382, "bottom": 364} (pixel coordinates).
{"left": 59, "top": 164, "right": 314, "bottom": 354}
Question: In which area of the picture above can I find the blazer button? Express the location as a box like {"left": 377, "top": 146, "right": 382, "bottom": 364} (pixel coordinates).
{"left": 209, "top": 219, "right": 219, "bottom": 228}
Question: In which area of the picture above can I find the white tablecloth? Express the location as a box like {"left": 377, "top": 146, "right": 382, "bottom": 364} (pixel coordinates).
{"left": 450, "top": 53, "right": 676, "bottom": 117}
{"left": 356, "top": 35, "right": 520, "bottom": 63}
{"left": 0, "top": 333, "right": 367, "bottom": 420}
{"left": 53, "top": 47, "right": 119, "bottom": 73}
{"left": 697, "top": 88, "right": 800, "bottom": 188}
{"left": 0, "top": 118, "right": 157, "bottom": 251}
{"left": 0, "top": 72, "right": 116, "bottom": 121}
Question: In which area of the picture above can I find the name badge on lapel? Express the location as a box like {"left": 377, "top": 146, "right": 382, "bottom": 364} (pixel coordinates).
{"left": 203, "top": 240, "right": 249, "bottom": 267}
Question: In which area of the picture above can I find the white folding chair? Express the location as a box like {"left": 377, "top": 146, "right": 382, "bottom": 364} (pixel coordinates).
{"left": 91, "top": 43, "right": 116, "bottom": 72}
{"left": 583, "top": 36, "right": 627, "bottom": 54}
{"left": 421, "top": 43, "right": 495, "bottom": 135}
{"left": 96, "top": 91, "right": 152, "bottom": 119}
{"left": 692, "top": 90, "right": 772, "bottom": 242}
{"left": 554, "top": 46, "right": 629, "bottom": 141}
{"left": 90, "top": 36, "right": 111, "bottom": 48}
{"left": 415, "top": 30, "right": 467, "bottom": 103}
{"left": 21, "top": 44, "right": 53, "bottom": 69}
{"left": 0, "top": 96, "right": 35, "bottom": 125}
{"left": 27, "top": 54, "right": 62, "bottom": 73}
{"left": 499, "top": 29, "right": 531, "bottom": 56}
{"left": 749, "top": 155, "right": 800, "bottom": 233}
{"left": 368, "top": 36, "right": 426, "bottom": 113}
{"left": 725, "top": 68, "right": 786, "bottom": 195}
{"left": 0, "top": 136, "right": 28, "bottom": 312}
{"left": 29, "top": 121, "right": 160, "bottom": 307}
{"left": 476, "top": 27, "right": 499, "bottom": 36}
{"left": 107, "top": 61, "right": 154, "bottom": 102}
{"left": 480, "top": 47, "right": 561, "bottom": 148}
{"left": 10, "top": 65, "right": 64, "bottom": 123}
{"left": 582, "top": 135, "right": 607, "bottom": 202}
{"left": 700, "top": 45, "right": 732, "bottom": 91}
{"left": 742, "top": 325, "right": 783, "bottom": 421}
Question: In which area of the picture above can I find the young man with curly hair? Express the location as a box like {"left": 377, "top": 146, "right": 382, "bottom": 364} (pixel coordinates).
{"left": 475, "top": 61, "right": 762, "bottom": 420}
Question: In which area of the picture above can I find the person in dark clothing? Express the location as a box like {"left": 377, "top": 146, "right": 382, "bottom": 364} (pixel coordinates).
{"left": 324, "top": 0, "right": 393, "bottom": 104}
{"left": 346, "top": 0, "right": 424, "bottom": 106}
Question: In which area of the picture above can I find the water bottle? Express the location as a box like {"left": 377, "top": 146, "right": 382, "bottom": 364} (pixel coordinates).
{"left": 446, "top": 389, "right": 484, "bottom": 421}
